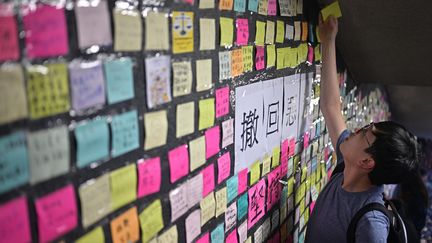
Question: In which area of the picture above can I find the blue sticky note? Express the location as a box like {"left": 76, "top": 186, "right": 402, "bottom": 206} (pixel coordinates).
{"left": 75, "top": 118, "right": 109, "bottom": 168}
{"left": 111, "top": 110, "right": 139, "bottom": 157}
{"left": 226, "top": 175, "right": 238, "bottom": 203}
{"left": 211, "top": 223, "right": 225, "bottom": 243}
{"left": 0, "top": 132, "right": 29, "bottom": 194}
{"left": 237, "top": 193, "right": 248, "bottom": 220}
{"left": 311, "top": 157, "right": 317, "bottom": 172}
{"left": 104, "top": 58, "right": 135, "bottom": 104}
{"left": 234, "top": 0, "right": 246, "bottom": 12}
{"left": 248, "top": 0, "right": 258, "bottom": 12}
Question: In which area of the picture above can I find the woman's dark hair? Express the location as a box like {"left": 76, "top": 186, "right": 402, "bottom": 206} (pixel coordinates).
{"left": 365, "top": 121, "right": 419, "bottom": 185}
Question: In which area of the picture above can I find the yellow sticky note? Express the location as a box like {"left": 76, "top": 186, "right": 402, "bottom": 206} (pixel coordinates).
{"left": 219, "top": 0, "right": 233, "bottom": 10}
{"left": 250, "top": 160, "right": 261, "bottom": 185}
{"left": 255, "top": 21, "right": 266, "bottom": 45}
{"left": 144, "top": 110, "right": 168, "bottom": 150}
{"left": 110, "top": 164, "right": 137, "bottom": 210}
{"left": 301, "top": 166, "right": 308, "bottom": 182}
{"left": 295, "top": 182, "right": 306, "bottom": 205}
{"left": 262, "top": 156, "right": 271, "bottom": 176}
{"left": 272, "top": 146, "right": 281, "bottom": 168}
{"left": 321, "top": 1, "right": 342, "bottom": 21}
{"left": 172, "top": 61, "right": 193, "bottom": 97}
{"left": 196, "top": 59, "right": 213, "bottom": 91}
{"left": 231, "top": 49, "right": 244, "bottom": 77}
{"left": 113, "top": 8, "right": 142, "bottom": 51}
{"left": 316, "top": 26, "right": 321, "bottom": 43}
{"left": 258, "top": 0, "right": 268, "bottom": 15}
{"left": 199, "top": 98, "right": 215, "bottom": 130}
{"left": 215, "top": 187, "right": 227, "bottom": 217}
{"left": 172, "top": 11, "right": 194, "bottom": 54}
{"left": 77, "top": 227, "right": 105, "bottom": 243}
{"left": 157, "top": 225, "right": 178, "bottom": 243}
{"left": 242, "top": 45, "right": 253, "bottom": 72}
{"left": 276, "top": 20, "right": 285, "bottom": 43}
{"left": 276, "top": 47, "right": 285, "bottom": 70}
{"left": 145, "top": 12, "right": 169, "bottom": 50}
{"left": 200, "top": 0, "right": 215, "bottom": 9}
{"left": 200, "top": 18, "right": 216, "bottom": 50}
{"left": 0, "top": 64, "right": 28, "bottom": 125}
{"left": 266, "top": 44, "right": 276, "bottom": 67}
{"left": 315, "top": 45, "right": 322, "bottom": 61}
{"left": 140, "top": 200, "right": 164, "bottom": 243}
{"left": 265, "top": 21, "right": 275, "bottom": 44}
{"left": 299, "top": 198, "right": 305, "bottom": 214}
{"left": 220, "top": 17, "right": 234, "bottom": 46}
{"left": 189, "top": 136, "right": 206, "bottom": 171}
{"left": 110, "top": 207, "right": 140, "bottom": 243}
{"left": 200, "top": 192, "right": 216, "bottom": 226}
{"left": 298, "top": 43, "right": 308, "bottom": 64}
{"left": 287, "top": 177, "right": 294, "bottom": 196}
{"left": 294, "top": 21, "right": 301, "bottom": 41}
{"left": 286, "top": 47, "right": 297, "bottom": 68}
{"left": 245, "top": 236, "right": 252, "bottom": 243}
{"left": 176, "top": 102, "right": 195, "bottom": 138}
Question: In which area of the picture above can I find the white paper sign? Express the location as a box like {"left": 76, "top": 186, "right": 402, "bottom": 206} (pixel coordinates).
{"left": 262, "top": 78, "right": 284, "bottom": 152}
{"left": 298, "top": 73, "right": 313, "bottom": 136}
{"left": 281, "top": 74, "right": 300, "bottom": 141}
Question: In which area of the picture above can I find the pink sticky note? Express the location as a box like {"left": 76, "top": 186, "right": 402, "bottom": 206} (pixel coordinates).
{"left": 236, "top": 19, "right": 249, "bottom": 46}
{"left": 0, "top": 4, "right": 19, "bottom": 61}
{"left": 137, "top": 157, "right": 161, "bottom": 198}
{"left": 281, "top": 139, "right": 289, "bottom": 157}
{"left": 201, "top": 164, "right": 215, "bottom": 197}
{"left": 288, "top": 137, "right": 296, "bottom": 157}
{"left": 217, "top": 152, "right": 231, "bottom": 184}
{"left": 307, "top": 45, "right": 314, "bottom": 63}
{"left": 35, "top": 185, "right": 78, "bottom": 243}
{"left": 255, "top": 46, "right": 265, "bottom": 70}
{"left": 226, "top": 228, "right": 238, "bottom": 243}
{"left": 281, "top": 154, "right": 288, "bottom": 176}
{"left": 267, "top": 166, "right": 282, "bottom": 210}
{"left": 303, "top": 132, "right": 310, "bottom": 150}
{"left": 310, "top": 201, "right": 316, "bottom": 214}
{"left": 196, "top": 232, "right": 210, "bottom": 243}
{"left": 205, "top": 126, "right": 220, "bottom": 159}
{"left": 237, "top": 168, "right": 248, "bottom": 194}
{"left": 248, "top": 179, "right": 266, "bottom": 229}
{"left": 324, "top": 147, "right": 329, "bottom": 162}
{"left": 22, "top": 4, "right": 68, "bottom": 58}
{"left": 0, "top": 196, "right": 31, "bottom": 243}
{"left": 168, "top": 145, "right": 189, "bottom": 183}
{"left": 267, "top": 0, "right": 277, "bottom": 15}
{"left": 215, "top": 87, "right": 230, "bottom": 118}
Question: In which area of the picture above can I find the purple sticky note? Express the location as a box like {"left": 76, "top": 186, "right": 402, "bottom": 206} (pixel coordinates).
{"left": 196, "top": 232, "right": 210, "bottom": 243}
{"left": 267, "top": 166, "right": 282, "bottom": 210}
{"left": 137, "top": 157, "right": 161, "bottom": 198}
{"left": 267, "top": 0, "right": 277, "bottom": 15}
{"left": 248, "top": 179, "right": 266, "bottom": 229}
{"left": 201, "top": 164, "right": 215, "bottom": 197}
{"left": 35, "top": 185, "right": 78, "bottom": 243}
{"left": 0, "top": 196, "right": 31, "bottom": 243}
{"left": 255, "top": 46, "right": 265, "bottom": 70}
{"left": 205, "top": 126, "right": 220, "bottom": 159}
{"left": 236, "top": 19, "right": 249, "bottom": 46}
{"left": 215, "top": 86, "right": 230, "bottom": 118}
{"left": 237, "top": 168, "right": 248, "bottom": 194}
{"left": 0, "top": 3, "right": 19, "bottom": 61}
{"left": 22, "top": 4, "right": 68, "bottom": 58}
{"left": 217, "top": 152, "right": 231, "bottom": 184}
{"left": 226, "top": 228, "right": 238, "bottom": 243}
{"left": 168, "top": 145, "right": 189, "bottom": 183}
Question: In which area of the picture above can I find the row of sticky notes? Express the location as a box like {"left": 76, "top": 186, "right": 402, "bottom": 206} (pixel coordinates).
{"left": 216, "top": 0, "right": 303, "bottom": 17}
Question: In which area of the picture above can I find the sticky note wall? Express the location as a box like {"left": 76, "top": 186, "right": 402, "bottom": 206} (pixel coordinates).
{"left": 0, "top": 0, "right": 391, "bottom": 242}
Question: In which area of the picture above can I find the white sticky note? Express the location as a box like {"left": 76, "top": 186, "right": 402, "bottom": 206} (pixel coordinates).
{"left": 200, "top": 19, "right": 216, "bottom": 50}
{"left": 0, "top": 64, "right": 28, "bottom": 125}
{"left": 113, "top": 8, "right": 142, "bottom": 51}
{"left": 285, "top": 24, "right": 294, "bottom": 40}
{"left": 199, "top": 0, "right": 215, "bottom": 8}
{"left": 238, "top": 220, "right": 248, "bottom": 243}
{"left": 222, "top": 118, "right": 234, "bottom": 148}
{"left": 189, "top": 136, "right": 206, "bottom": 171}
{"left": 144, "top": 110, "right": 168, "bottom": 150}
{"left": 145, "top": 12, "right": 169, "bottom": 50}
{"left": 187, "top": 173, "right": 203, "bottom": 207}
{"left": 215, "top": 187, "right": 227, "bottom": 217}
{"left": 176, "top": 102, "right": 195, "bottom": 138}
{"left": 225, "top": 202, "right": 237, "bottom": 232}
{"left": 169, "top": 183, "right": 189, "bottom": 222}
{"left": 185, "top": 209, "right": 201, "bottom": 243}
{"left": 196, "top": 59, "right": 212, "bottom": 92}
{"left": 172, "top": 61, "right": 192, "bottom": 97}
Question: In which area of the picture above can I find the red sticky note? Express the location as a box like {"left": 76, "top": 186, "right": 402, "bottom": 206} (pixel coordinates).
{"left": 255, "top": 46, "right": 265, "bottom": 70}
{"left": 267, "top": 0, "right": 277, "bottom": 15}
{"left": 0, "top": 196, "right": 31, "bottom": 243}
{"left": 288, "top": 137, "right": 296, "bottom": 157}
{"left": 247, "top": 179, "right": 266, "bottom": 229}
{"left": 217, "top": 152, "right": 231, "bottom": 184}
{"left": 215, "top": 87, "right": 230, "bottom": 118}
{"left": 0, "top": 4, "right": 19, "bottom": 61}
{"left": 236, "top": 19, "right": 249, "bottom": 46}
{"left": 168, "top": 145, "right": 189, "bottom": 183}
{"left": 237, "top": 168, "right": 248, "bottom": 194}
{"left": 137, "top": 157, "right": 161, "bottom": 198}
{"left": 267, "top": 166, "right": 282, "bottom": 210}
{"left": 196, "top": 232, "right": 210, "bottom": 243}
{"left": 35, "top": 185, "right": 78, "bottom": 242}
{"left": 205, "top": 125, "right": 220, "bottom": 159}
{"left": 307, "top": 45, "right": 314, "bottom": 63}
{"left": 22, "top": 4, "right": 69, "bottom": 58}
{"left": 201, "top": 164, "right": 215, "bottom": 197}
{"left": 303, "top": 132, "right": 310, "bottom": 150}
{"left": 226, "top": 228, "right": 238, "bottom": 243}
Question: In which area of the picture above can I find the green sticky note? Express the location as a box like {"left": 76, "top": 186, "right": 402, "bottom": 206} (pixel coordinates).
{"left": 276, "top": 47, "right": 285, "bottom": 70}
{"left": 276, "top": 20, "right": 285, "bottom": 43}
{"left": 242, "top": 45, "right": 254, "bottom": 72}
{"left": 76, "top": 227, "right": 105, "bottom": 243}
{"left": 237, "top": 193, "right": 248, "bottom": 220}
{"left": 75, "top": 118, "right": 109, "bottom": 168}
{"left": 250, "top": 160, "right": 261, "bottom": 185}
{"left": 266, "top": 44, "right": 276, "bottom": 67}
{"left": 139, "top": 199, "right": 164, "bottom": 243}
{"left": 110, "top": 164, "right": 137, "bottom": 210}
{"left": 321, "top": 1, "right": 342, "bottom": 21}
{"left": 220, "top": 17, "right": 234, "bottom": 46}
{"left": 255, "top": 21, "right": 266, "bottom": 45}
{"left": 226, "top": 175, "right": 238, "bottom": 203}
{"left": 199, "top": 98, "right": 215, "bottom": 130}
{"left": 272, "top": 146, "right": 280, "bottom": 168}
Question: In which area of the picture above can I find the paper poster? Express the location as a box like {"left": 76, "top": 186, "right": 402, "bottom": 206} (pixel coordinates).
{"left": 250, "top": 160, "right": 261, "bottom": 185}
{"left": 110, "top": 206, "right": 139, "bottom": 243}
{"left": 104, "top": 58, "right": 135, "bottom": 104}
{"left": 75, "top": 118, "right": 109, "bottom": 168}
{"left": 222, "top": 118, "right": 234, "bottom": 148}
{"left": 238, "top": 221, "right": 248, "bottom": 243}
{"left": 227, "top": 175, "right": 239, "bottom": 203}
{"left": 258, "top": 0, "right": 268, "bottom": 15}
{"left": 236, "top": 19, "right": 249, "bottom": 46}
{"left": 286, "top": 24, "right": 294, "bottom": 40}
{"left": 28, "top": 126, "right": 69, "bottom": 184}
{"left": 255, "top": 21, "right": 266, "bottom": 45}
{"left": 196, "top": 59, "right": 213, "bottom": 91}
{"left": 110, "top": 164, "right": 137, "bottom": 210}
{"left": 157, "top": 225, "right": 178, "bottom": 243}
{"left": 200, "top": 18, "right": 216, "bottom": 50}
{"left": 262, "top": 78, "right": 284, "bottom": 152}
{"left": 137, "top": 158, "right": 161, "bottom": 198}
{"left": 189, "top": 136, "right": 206, "bottom": 171}
{"left": 282, "top": 74, "right": 300, "bottom": 140}
{"left": 35, "top": 185, "right": 77, "bottom": 242}
{"left": 145, "top": 12, "right": 169, "bottom": 50}
{"left": 22, "top": 4, "right": 68, "bottom": 58}
{"left": 237, "top": 168, "right": 248, "bottom": 194}
{"left": 220, "top": 17, "right": 234, "bottom": 46}
{"left": 248, "top": 0, "right": 258, "bottom": 12}
{"left": 75, "top": 0, "right": 112, "bottom": 49}
{"left": 76, "top": 227, "right": 104, "bottom": 243}
{"left": 111, "top": 110, "right": 139, "bottom": 157}
{"left": 225, "top": 203, "right": 237, "bottom": 232}
{"left": 226, "top": 228, "right": 238, "bottom": 243}
{"left": 200, "top": 0, "right": 215, "bottom": 8}
{"left": 255, "top": 46, "right": 265, "bottom": 70}
{"left": 276, "top": 21, "right": 285, "bottom": 43}
{"left": 248, "top": 179, "right": 266, "bottom": 229}
{"left": 267, "top": 0, "right": 277, "bottom": 15}
{"left": 237, "top": 193, "right": 248, "bottom": 220}
{"left": 200, "top": 192, "right": 216, "bottom": 226}
{"left": 205, "top": 126, "right": 220, "bottom": 159}
{"left": 266, "top": 44, "right": 276, "bottom": 67}
{"left": 197, "top": 232, "right": 210, "bottom": 243}
{"left": 219, "top": 0, "right": 233, "bottom": 10}
{"left": 0, "top": 64, "right": 27, "bottom": 124}
{"left": 234, "top": 0, "right": 246, "bottom": 11}
{"left": 139, "top": 200, "right": 164, "bottom": 243}
{"left": 231, "top": 49, "right": 244, "bottom": 77}
{"left": 187, "top": 173, "right": 203, "bottom": 207}
{"left": 145, "top": 55, "right": 171, "bottom": 109}
{"left": 199, "top": 98, "right": 215, "bottom": 130}
{"left": 234, "top": 82, "right": 266, "bottom": 173}
{"left": 219, "top": 51, "right": 232, "bottom": 80}
{"left": 216, "top": 87, "right": 230, "bottom": 118}
{"left": 172, "top": 61, "right": 192, "bottom": 97}
{"left": 172, "top": 12, "right": 194, "bottom": 53}
{"left": 27, "top": 63, "right": 70, "bottom": 119}
{"left": 144, "top": 110, "right": 168, "bottom": 150}
{"left": 217, "top": 152, "right": 231, "bottom": 183}
{"left": 168, "top": 144, "right": 189, "bottom": 183}
{"left": 0, "top": 196, "right": 31, "bottom": 243}
{"left": 215, "top": 187, "right": 227, "bottom": 217}
{"left": 176, "top": 102, "right": 195, "bottom": 138}
{"left": 265, "top": 21, "right": 275, "bottom": 44}
{"left": 186, "top": 209, "right": 201, "bottom": 243}
{"left": 242, "top": 46, "right": 253, "bottom": 72}
{"left": 267, "top": 166, "right": 282, "bottom": 210}
{"left": 211, "top": 223, "right": 225, "bottom": 243}
{"left": 113, "top": 8, "right": 142, "bottom": 51}
{"left": 169, "top": 183, "right": 189, "bottom": 222}
{"left": 201, "top": 164, "right": 215, "bottom": 197}
{"left": 69, "top": 60, "right": 105, "bottom": 111}
{"left": 0, "top": 3, "right": 19, "bottom": 61}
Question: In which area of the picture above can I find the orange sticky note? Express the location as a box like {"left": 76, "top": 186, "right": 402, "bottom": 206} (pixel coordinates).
{"left": 219, "top": 0, "right": 233, "bottom": 10}
{"left": 301, "top": 22, "right": 308, "bottom": 41}
{"left": 110, "top": 207, "right": 140, "bottom": 243}
{"left": 231, "top": 49, "right": 243, "bottom": 77}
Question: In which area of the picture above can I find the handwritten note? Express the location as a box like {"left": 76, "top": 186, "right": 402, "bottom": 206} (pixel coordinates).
{"left": 172, "top": 12, "right": 194, "bottom": 53}
{"left": 200, "top": 192, "right": 216, "bottom": 226}
{"left": 267, "top": 166, "right": 282, "bottom": 210}
{"left": 199, "top": 98, "right": 215, "bottom": 130}
{"left": 231, "top": 49, "right": 244, "bottom": 77}
{"left": 0, "top": 64, "right": 27, "bottom": 124}
{"left": 286, "top": 24, "right": 294, "bottom": 40}
{"left": 216, "top": 87, "right": 230, "bottom": 118}
{"left": 258, "top": 0, "right": 268, "bottom": 15}
{"left": 211, "top": 223, "right": 225, "bottom": 243}
{"left": 187, "top": 173, "right": 203, "bottom": 207}
{"left": 219, "top": 0, "right": 233, "bottom": 10}
{"left": 110, "top": 164, "right": 137, "bottom": 210}
{"left": 225, "top": 203, "right": 237, "bottom": 232}
{"left": 139, "top": 200, "right": 164, "bottom": 242}
{"left": 189, "top": 136, "right": 206, "bottom": 171}
{"left": 236, "top": 19, "right": 249, "bottom": 46}
{"left": 104, "top": 58, "right": 135, "bottom": 104}
{"left": 321, "top": 1, "right": 342, "bottom": 21}
{"left": 255, "top": 21, "right": 266, "bottom": 45}
{"left": 276, "top": 21, "right": 285, "bottom": 43}
{"left": 226, "top": 228, "right": 238, "bottom": 243}
{"left": 267, "top": 0, "right": 277, "bottom": 15}
{"left": 144, "top": 110, "right": 168, "bottom": 150}
{"left": 176, "top": 102, "right": 195, "bottom": 138}
{"left": 265, "top": 21, "right": 275, "bottom": 44}
{"left": 157, "top": 225, "right": 178, "bottom": 243}
{"left": 0, "top": 4, "right": 19, "bottom": 61}
{"left": 215, "top": 187, "right": 227, "bottom": 217}
{"left": 200, "top": 18, "right": 215, "bottom": 50}
{"left": 237, "top": 193, "right": 248, "bottom": 220}
{"left": 248, "top": 179, "right": 266, "bottom": 229}
{"left": 113, "top": 8, "right": 142, "bottom": 51}
{"left": 111, "top": 110, "right": 139, "bottom": 157}
{"left": 0, "top": 196, "right": 31, "bottom": 243}
{"left": 75, "top": 118, "right": 109, "bottom": 168}
{"left": 145, "top": 55, "right": 171, "bottom": 108}
{"left": 186, "top": 209, "right": 201, "bottom": 243}
{"left": 201, "top": 164, "right": 215, "bottom": 197}
{"left": 220, "top": 17, "right": 234, "bottom": 46}
{"left": 200, "top": 0, "right": 215, "bottom": 8}
{"left": 173, "top": 61, "right": 192, "bottom": 97}
{"left": 294, "top": 21, "right": 301, "bottom": 41}
{"left": 234, "top": 0, "right": 246, "bottom": 12}
{"left": 69, "top": 60, "right": 105, "bottom": 111}
{"left": 266, "top": 44, "right": 276, "bottom": 67}
{"left": 238, "top": 168, "right": 248, "bottom": 194}
{"left": 110, "top": 206, "right": 139, "bottom": 243}
{"left": 22, "top": 5, "right": 68, "bottom": 58}
{"left": 227, "top": 175, "right": 239, "bottom": 203}
{"left": 196, "top": 59, "right": 213, "bottom": 91}
{"left": 248, "top": 0, "right": 259, "bottom": 12}
{"left": 238, "top": 221, "right": 248, "bottom": 243}
{"left": 169, "top": 183, "right": 189, "bottom": 222}
{"left": 168, "top": 145, "right": 189, "bottom": 183}
{"left": 35, "top": 185, "right": 77, "bottom": 242}
{"left": 76, "top": 227, "right": 104, "bottom": 243}
{"left": 278, "top": 0, "right": 290, "bottom": 16}
{"left": 217, "top": 152, "right": 231, "bottom": 183}
{"left": 250, "top": 160, "right": 261, "bottom": 185}
{"left": 219, "top": 51, "right": 232, "bottom": 80}
{"left": 138, "top": 158, "right": 161, "bottom": 198}
{"left": 242, "top": 46, "right": 253, "bottom": 72}
{"left": 255, "top": 46, "right": 265, "bottom": 70}
{"left": 145, "top": 12, "right": 169, "bottom": 50}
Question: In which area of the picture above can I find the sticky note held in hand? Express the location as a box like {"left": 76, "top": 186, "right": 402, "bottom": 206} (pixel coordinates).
{"left": 321, "top": 1, "right": 342, "bottom": 21}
